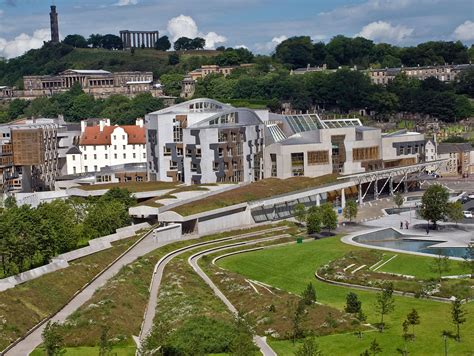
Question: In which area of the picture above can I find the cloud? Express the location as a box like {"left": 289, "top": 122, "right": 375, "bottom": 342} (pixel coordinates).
{"left": 255, "top": 35, "right": 287, "bottom": 53}
{"left": 357, "top": 21, "right": 413, "bottom": 42}
{"left": 453, "top": 20, "right": 474, "bottom": 41}
{"left": 3, "top": 0, "right": 16, "bottom": 6}
{"left": 114, "top": 0, "right": 138, "bottom": 6}
{"left": 167, "top": 15, "right": 226, "bottom": 49}
{"left": 0, "top": 28, "right": 50, "bottom": 59}
{"left": 235, "top": 44, "right": 248, "bottom": 49}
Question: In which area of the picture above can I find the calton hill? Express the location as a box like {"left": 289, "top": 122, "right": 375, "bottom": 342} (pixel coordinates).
{"left": 0, "top": 34, "right": 473, "bottom": 133}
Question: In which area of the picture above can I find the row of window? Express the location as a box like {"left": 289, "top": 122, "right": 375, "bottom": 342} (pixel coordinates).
{"left": 82, "top": 144, "right": 145, "bottom": 151}
{"left": 353, "top": 146, "right": 379, "bottom": 161}
{"left": 74, "top": 152, "right": 146, "bottom": 161}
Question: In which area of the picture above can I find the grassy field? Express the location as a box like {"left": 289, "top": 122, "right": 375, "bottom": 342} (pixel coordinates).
{"left": 78, "top": 181, "right": 179, "bottom": 192}
{"left": 218, "top": 238, "right": 474, "bottom": 355}
{"left": 0, "top": 234, "right": 142, "bottom": 351}
{"left": 53, "top": 223, "right": 292, "bottom": 349}
{"left": 31, "top": 345, "right": 135, "bottom": 356}
{"left": 172, "top": 175, "right": 340, "bottom": 216}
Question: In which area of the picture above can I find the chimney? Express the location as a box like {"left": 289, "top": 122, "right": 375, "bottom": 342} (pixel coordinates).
{"left": 99, "top": 119, "right": 110, "bottom": 132}
{"left": 136, "top": 118, "right": 144, "bottom": 127}
{"left": 80, "top": 120, "right": 87, "bottom": 133}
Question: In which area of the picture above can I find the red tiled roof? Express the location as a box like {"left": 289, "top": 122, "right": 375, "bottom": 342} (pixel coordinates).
{"left": 80, "top": 125, "right": 146, "bottom": 145}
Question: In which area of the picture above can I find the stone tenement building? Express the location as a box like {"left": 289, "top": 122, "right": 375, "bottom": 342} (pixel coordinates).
{"left": 120, "top": 30, "right": 159, "bottom": 49}
{"left": 369, "top": 63, "right": 473, "bottom": 85}
{"left": 21, "top": 69, "right": 162, "bottom": 99}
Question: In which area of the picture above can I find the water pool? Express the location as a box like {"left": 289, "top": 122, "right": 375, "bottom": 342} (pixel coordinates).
{"left": 353, "top": 228, "right": 470, "bottom": 259}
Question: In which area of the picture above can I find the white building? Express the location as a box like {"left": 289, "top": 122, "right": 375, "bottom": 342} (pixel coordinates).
{"left": 66, "top": 119, "right": 146, "bottom": 175}
{"left": 146, "top": 98, "right": 264, "bottom": 185}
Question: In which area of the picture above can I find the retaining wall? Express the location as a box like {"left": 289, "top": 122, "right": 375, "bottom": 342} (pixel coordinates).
{"left": 0, "top": 222, "right": 150, "bottom": 292}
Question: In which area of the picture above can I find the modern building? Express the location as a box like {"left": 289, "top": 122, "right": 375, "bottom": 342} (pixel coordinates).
{"left": 0, "top": 118, "right": 70, "bottom": 193}
{"left": 146, "top": 98, "right": 264, "bottom": 185}
{"left": 21, "top": 69, "right": 160, "bottom": 99}
{"left": 369, "top": 64, "right": 473, "bottom": 85}
{"left": 119, "top": 30, "right": 159, "bottom": 49}
{"left": 262, "top": 113, "right": 425, "bottom": 179}
{"left": 66, "top": 118, "right": 147, "bottom": 175}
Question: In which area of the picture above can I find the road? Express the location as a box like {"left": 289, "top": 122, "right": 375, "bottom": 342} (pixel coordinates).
{"left": 4, "top": 228, "right": 196, "bottom": 356}
{"left": 139, "top": 226, "right": 290, "bottom": 341}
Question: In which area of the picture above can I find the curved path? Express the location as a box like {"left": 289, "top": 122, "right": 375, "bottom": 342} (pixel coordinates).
{"left": 139, "top": 226, "right": 290, "bottom": 341}
{"left": 4, "top": 227, "right": 195, "bottom": 356}
{"left": 188, "top": 238, "right": 290, "bottom": 356}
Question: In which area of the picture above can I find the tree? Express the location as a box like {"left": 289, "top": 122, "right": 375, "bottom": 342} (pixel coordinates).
{"left": 345, "top": 292, "right": 362, "bottom": 314}
{"left": 154, "top": 35, "right": 171, "bottom": 51}
{"left": 99, "top": 325, "right": 112, "bottom": 356}
{"left": 301, "top": 282, "right": 317, "bottom": 305}
{"left": 293, "top": 203, "right": 307, "bottom": 225}
{"left": 420, "top": 184, "right": 449, "bottom": 229}
{"left": 451, "top": 298, "right": 467, "bottom": 341}
{"left": 306, "top": 208, "right": 322, "bottom": 235}
{"left": 406, "top": 309, "right": 420, "bottom": 338}
{"left": 295, "top": 337, "right": 322, "bottom": 356}
{"left": 343, "top": 200, "right": 358, "bottom": 222}
{"left": 174, "top": 37, "right": 193, "bottom": 51}
{"left": 291, "top": 300, "right": 307, "bottom": 344}
{"left": 63, "top": 34, "right": 88, "bottom": 48}
{"left": 168, "top": 53, "right": 180, "bottom": 65}
{"left": 7, "top": 98, "right": 29, "bottom": 120}
{"left": 321, "top": 203, "right": 338, "bottom": 233}
{"left": 375, "top": 282, "right": 395, "bottom": 332}
{"left": 42, "top": 321, "right": 65, "bottom": 356}
{"left": 446, "top": 201, "right": 464, "bottom": 225}
{"left": 368, "top": 338, "right": 382, "bottom": 355}
{"left": 191, "top": 37, "right": 206, "bottom": 50}
{"left": 275, "top": 36, "right": 315, "bottom": 69}
{"left": 399, "top": 320, "right": 411, "bottom": 356}
{"left": 430, "top": 251, "right": 450, "bottom": 281}
{"left": 101, "top": 34, "right": 123, "bottom": 50}
{"left": 229, "top": 312, "right": 257, "bottom": 355}
{"left": 88, "top": 34, "right": 103, "bottom": 48}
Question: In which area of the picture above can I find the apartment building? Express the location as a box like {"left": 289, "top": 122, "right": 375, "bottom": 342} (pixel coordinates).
{"left": 369, "top": 64, "right": 473, "bottom": 85}
{"left": 146, "top": 98, "right": 264, "bottom": 185}
{"left": 436, "top": 143, "right": 472, "bottom": 177}
{"left": 66, "top": 119, "right": 147, "bottom": 176}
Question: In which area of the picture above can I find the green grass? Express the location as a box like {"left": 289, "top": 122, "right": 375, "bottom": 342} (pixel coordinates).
{"left": 0, "top": 234, "right": 142, "bottom": 351}
{"left": 218, "top": 238, "right": 474, "bottom": 355}
{"left": 78, "top": 181, "right": 179, "bottom": 192}
{"left": 31, "top": 345, "right": 136, "bottom": 356}
{"left": 378, "top": 253, "right": 470, "bottom": 279}
{"left": 172, "top": 175, "right": 340, "bottom": 216}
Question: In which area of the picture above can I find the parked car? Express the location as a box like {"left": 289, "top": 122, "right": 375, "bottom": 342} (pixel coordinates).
{"left": 463, "top": 211, "right": 473, "bottom": 218}
{"left": 468, "top": 193, "right": 474, "bottom": 199}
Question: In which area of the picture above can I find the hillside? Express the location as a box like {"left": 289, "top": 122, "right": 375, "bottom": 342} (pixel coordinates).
{"left": 0, "top": 43, "right": 220, "bottom": 87}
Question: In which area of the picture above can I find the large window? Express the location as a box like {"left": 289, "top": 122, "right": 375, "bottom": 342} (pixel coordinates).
{"left": 270, "top": 153, "right": 277, "bottom": 177}
{"left": 291, "top": 152, "right": 304, "bottom": 176}
{"left": 353, "top": 146, "right": 379, "bottom": 161}
{"left": 307, "top": 151, "right": 329, "bottom": 165}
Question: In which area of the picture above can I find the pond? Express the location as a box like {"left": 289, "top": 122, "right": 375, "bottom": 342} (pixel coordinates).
{"left": 353, "top": 228, "right": 470, "bottom": 259}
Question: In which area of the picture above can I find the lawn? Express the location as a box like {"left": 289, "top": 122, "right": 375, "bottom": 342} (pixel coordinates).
{"left": 0, "top": 234, "right": 142, "bottom": 351}
{"left": 78, "top": 181, "right": 179, "bottom": 192}
{"left": 31, "top": 345, "right": 135, "bottom": 356}
{"left": 218, "top": 238, "right": 474, "bottom": 355}
{"left": 172, "top": 174, "right": 340, "bottom": 216}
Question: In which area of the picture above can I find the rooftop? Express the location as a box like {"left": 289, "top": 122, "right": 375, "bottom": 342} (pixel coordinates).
{"left": 80, "top": 125, "right": 145, "bottom": 145}
{"left": 438, "top": 143, "right": 472, "bottom": 154}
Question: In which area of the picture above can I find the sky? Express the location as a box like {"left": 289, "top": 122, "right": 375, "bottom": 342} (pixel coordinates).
{"left": 0, "top": 0, "right": 473, "bottom": 59}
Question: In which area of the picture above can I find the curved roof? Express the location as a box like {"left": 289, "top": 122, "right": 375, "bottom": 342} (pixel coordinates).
{"left": 148, "top": 98, "right": 233, "bottom": 115}
{"left": 189, "top": 108, "right": 263, "bottom": 128}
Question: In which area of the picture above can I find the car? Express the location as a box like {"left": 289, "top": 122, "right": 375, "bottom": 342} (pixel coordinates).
{"left": 463, "top": 211, "right": 473, "bottom": 218}
{"left": 468, "top": 193, "right": 474, "bottom": 199}
{"left": 461, "top": 196, "right": 470, "bottom": 204}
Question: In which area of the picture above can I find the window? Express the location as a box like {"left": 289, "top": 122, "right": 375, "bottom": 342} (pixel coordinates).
{"left": 123, "top": 153, "right": 126, "bottom": 159}
{"left": 73, "top": 167, "right": 76, "bottom": 174}
{"left": 94, "top": 154, "right": 97, "bottom": 160}
{"left": 72, "top": 155, "right": 76, "bottom": 161}
{"left": 136, "top": 176, "right": 143, "bottom": 182}
{"left": 123, "top": 145, "right": 126, "bottom": 150}
{"left": 353, "top": 147, "right": 379, "bottom": 161}
{"left": 291, "top": 152, "right": 304, "bottom": 176}
{"left": 196, "top": 148, "right": 202, "bottom": 157}
{"left": 164, "top": 146, "right": 172, "bottom": 156}
{"left": 105, "top": 154, "right": 108, "bottom": 159}
{"left": 93, "top": 146, "right": 96, "bottom": 151}
{"left": 94, "top": 165, "right": 98, "bottom": 171}
{"left": 191, "top": 162, "right": 197, "bottom": 172}
{"left": 143, "top": 153, "right": 146, "bottom": 158}
{"left": 133, "top": 153, "right": 136, "bottom": 158}
{"left": 113, "top": 135, "right": 116, "bottom": 140}
{"left": 307, "top": 151, "right": 329, "bottom": 165}
{"left": 218, "top": 147, "right": 224, "bottom": 157}
{"left": 114, "top": 145, "right": 117, "bottom": 150}
{"left": 114, "top": 153, "right": 117, "bottom": 159}
{"left": 122, "top": 135, "right": 125, "bottom": 140}
{"left": 85, "top": 166, "right": 88, "bottom": 172}
{"left": 270, "top": 154, "right": 277, "bottom": 177}
{"left": 84, "top": 154, "right": 87, "bottom": 160}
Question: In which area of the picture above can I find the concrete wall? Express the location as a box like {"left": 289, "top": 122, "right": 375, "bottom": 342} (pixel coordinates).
{"left": 153, "top": 223, "right": 182, "bottom": 243}
{"left": 197, "top": 207, "right": 252, "bottom": 235}
{"left": 0, "top": 222, "right": 150, "bottom": 292}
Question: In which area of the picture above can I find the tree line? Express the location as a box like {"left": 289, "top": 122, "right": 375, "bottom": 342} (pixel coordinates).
{"left": 0, "top": 83, "right": 164, "bottom": 124}
{"left": 0, "top": 188, "right": 135, "bottom": 278}
{"left": 194, "top": 65, "right": 473, "bottom": 121}
{"left": 275, "top": 35, "right": 474, "bottom": 70}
